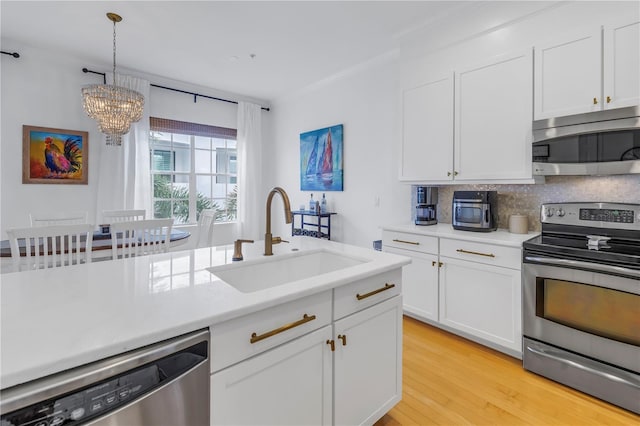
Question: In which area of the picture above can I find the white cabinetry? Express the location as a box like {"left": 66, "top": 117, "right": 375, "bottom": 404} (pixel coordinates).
{"left": 534, "top": 20, "right": 640, "bottom": 119}
{"left": 455, "top": 50, "right": 533, "bottom": 181}
{"left": 382, "top": 230, "right": 439, "bottom": 322}
{"left": 211, "top": 325, "right": 333, "bottom": 425}
{"left": 439, "top": 238, "right": 522, "bottom": 354}
{"left": 210, "top": 270, "right": 403, "bottom": 425}
{"left": 400, "top": 75, "right": 454, "bottom": 181}
{"left": 334, "top": 296, "right": 403, "bottom": 426}
{"left": 399, "top": 49, "right": 534, "bottom": 184}
{"left": 604, "top": 19, "right": 640, "bottom": 110}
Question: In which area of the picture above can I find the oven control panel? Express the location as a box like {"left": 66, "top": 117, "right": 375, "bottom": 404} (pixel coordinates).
{"left": 541, "top": 202, "right": 640, "bottom": 230}
{"left": 579, "top": 208, "right": 634, "bottom": 223}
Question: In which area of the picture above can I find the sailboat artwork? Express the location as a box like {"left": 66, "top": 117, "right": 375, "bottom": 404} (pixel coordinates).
{"left": 300, "top": 124, "right": 343, "bottom": 191}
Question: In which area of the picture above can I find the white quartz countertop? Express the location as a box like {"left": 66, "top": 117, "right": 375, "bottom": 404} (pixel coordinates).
{"left": 382, "top": 223, "right": 539, "bottom": 247}
{"left": 0, "top": 237, "right": 410, "bottom": 390}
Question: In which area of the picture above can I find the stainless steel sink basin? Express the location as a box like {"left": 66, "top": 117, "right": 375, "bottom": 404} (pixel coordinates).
{"left": 207, "top": 249, "right": 367, "bottom": 293}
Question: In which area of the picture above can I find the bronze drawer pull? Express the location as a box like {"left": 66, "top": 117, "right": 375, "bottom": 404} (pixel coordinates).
{"left": 250, "top": 313, "right": 316, "bottom": 344}
{"left": 456, "top": 248, "right": 495, "bottom": 258}
{"left": 356, "top": 283, "right": 396, "bottom": 300}
{"left": 392, "top": 239, "right": 419, "bottom": 245}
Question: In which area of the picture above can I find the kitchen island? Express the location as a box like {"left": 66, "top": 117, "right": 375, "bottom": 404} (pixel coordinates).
{"left": 1, "top": 236, "right": 410, "bottom": 425}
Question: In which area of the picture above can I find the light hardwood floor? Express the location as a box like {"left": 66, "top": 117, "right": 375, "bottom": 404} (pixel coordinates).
{"left": 375, "top": 316, "right": 639, "bottom": 425}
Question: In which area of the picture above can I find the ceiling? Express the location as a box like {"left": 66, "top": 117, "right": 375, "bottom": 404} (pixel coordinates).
{"left": 1, "top": 1, "right": 548, "bottom": 103}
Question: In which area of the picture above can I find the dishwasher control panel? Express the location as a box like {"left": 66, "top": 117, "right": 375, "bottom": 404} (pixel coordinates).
{"left": 1, "top": 365, "right": 160, "bottom": 426}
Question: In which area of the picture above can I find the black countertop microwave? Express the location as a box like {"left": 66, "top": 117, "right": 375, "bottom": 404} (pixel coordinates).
{"left": 532, "top": 106, "right": 640, "bottom": 176}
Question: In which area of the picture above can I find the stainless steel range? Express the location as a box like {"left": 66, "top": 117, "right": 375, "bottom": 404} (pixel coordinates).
{"left": 522, "top": 202, "right": 640, "bottom": 414}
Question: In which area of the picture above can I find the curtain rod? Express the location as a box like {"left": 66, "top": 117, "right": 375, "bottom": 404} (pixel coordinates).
{"left": 82, "top": 67, "right": 270, "bottom": 111}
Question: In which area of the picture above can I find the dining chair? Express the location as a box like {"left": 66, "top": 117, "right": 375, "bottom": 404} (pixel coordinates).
{"left": 29, "top": 211, "right": 88, "bottom": 227}
{"left": 102, "top": 209, "right": 146, "bottom": 223}
{"left": 6, "top": 224, "right": 95, "bottom": 270}
{"left": 110, "top": 218, "right": 173, "bottom": 260}
{"left": 196, "top": 209, "right": 217, "bottom": 248}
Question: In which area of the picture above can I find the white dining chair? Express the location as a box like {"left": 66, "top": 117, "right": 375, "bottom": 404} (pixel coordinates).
{"left": 6, "top": 224, "right": 94, "bottom": 270}
{"left": 29, "top": 211, "right": 88, "bottom": 227}
{"left": 110, "top": 219, "right": 173, "bottom": 260}
{"left": 102, "top": 209, "right": 146, "bottom": 224}
{"left": 196, "top": 209, "right": 217, "bottom": 248}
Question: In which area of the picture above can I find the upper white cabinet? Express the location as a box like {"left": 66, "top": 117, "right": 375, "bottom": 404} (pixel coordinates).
{"left": 534, "top": 29, "right": 601, "bottom": 119}
{"left": 455, "top": 49, "right": 533, "bottom": 181}
{"left": 399, "top": 49, "right": 533, "bottom": 184}
{"left": 399, "top": 75, "right": 454, "bottom": 181}
{"left": 604, "top": 20, "right": 640, "bottom": 110}
{"left": 534, "top": 19, "right": 640, "bottom": 119}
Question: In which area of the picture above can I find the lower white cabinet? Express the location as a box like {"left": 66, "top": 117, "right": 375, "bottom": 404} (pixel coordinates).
{"left": 211, "top": 325, "right": 333, "bottom": 425}
{"left": 439, "top": 256, "right": 522, "bottom": 353}
{"left": 210, "top": 270, "right": 403, "bottom": 426}
{"left": 334, "top": 296, "right": 403, "bottom": 426}
{"left": 384, "top": 247, "right": 438, "bottom": 322}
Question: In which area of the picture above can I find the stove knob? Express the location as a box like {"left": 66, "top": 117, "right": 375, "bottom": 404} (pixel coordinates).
{"left": 557, "top": 208, "right": 565, "bottom": 217}
{"left": 545, "top": 207, "right": 554, "bottom": 217}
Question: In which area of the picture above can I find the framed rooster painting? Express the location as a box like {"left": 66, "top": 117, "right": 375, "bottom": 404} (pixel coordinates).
{"left": 22, "top": 125, "right": 88, "bottom": 184}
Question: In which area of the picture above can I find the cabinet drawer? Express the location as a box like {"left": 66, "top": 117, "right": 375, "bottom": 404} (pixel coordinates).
{"left": 334, "top": 269, "right": 402, "bottom": 320}
{"left": 440, "top": 238, "right": 521, "bottom": 269}
{"left": 382, "top": 230, "right": 438, "bottom": 254}
{"left": 210, "top": 290, "right": 332, "bottom": 373}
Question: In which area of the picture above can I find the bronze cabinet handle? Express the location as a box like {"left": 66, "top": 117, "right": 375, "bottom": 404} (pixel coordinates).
{"left": 392, "top": 239, "right": 419, "bottom": 245}
{"left": 593, "top": 97, "right": 598, "bottom": 105}
{"left": 456, "top": 248, "right": 495, "bottom": 258}
{"left": 250, "top": 313, "right": 316, "bottom": 344}
{"left": 327, "top": 339, "right": 335, "bottom": 351}
{"left": 356, "top": 283, "right": 396, "bottom": 300}
{"left": 606, "top": 95, "right": 612, "bottom": 103}
{"left": 338, "top": 334, "right": 347, "bottom": 346}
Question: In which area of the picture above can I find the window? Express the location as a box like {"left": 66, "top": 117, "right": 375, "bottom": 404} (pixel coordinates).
{"left": 150, "top": 117, "right": 238, "bottom": 224}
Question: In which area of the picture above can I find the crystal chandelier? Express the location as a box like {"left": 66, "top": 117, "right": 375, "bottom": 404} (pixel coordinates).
{"left": 81, "top": 13, "right": 144, "bottom": 146}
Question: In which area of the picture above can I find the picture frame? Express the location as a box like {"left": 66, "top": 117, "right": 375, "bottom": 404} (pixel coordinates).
{"left": 23, "top": 125, "right": 88, "bottom": 185}
{"left": 300, "top": 124, "right": 343, "bottom": 191}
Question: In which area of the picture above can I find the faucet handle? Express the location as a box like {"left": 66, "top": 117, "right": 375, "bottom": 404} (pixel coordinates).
{"left": 233, "top": 239, "right": 254, "bottom": 261}
{"left": 272, "top": 237, "right": 289, "bottom": 245}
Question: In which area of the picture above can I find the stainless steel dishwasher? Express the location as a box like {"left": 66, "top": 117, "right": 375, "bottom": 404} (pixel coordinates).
{"left": 1, "top": 329, "right": 209, "bottom": 426}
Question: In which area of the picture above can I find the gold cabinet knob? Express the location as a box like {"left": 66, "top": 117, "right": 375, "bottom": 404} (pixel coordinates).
{"left": 454, "top": 171, "right": 459, "bottom": 176}
{"left": 432, "top": 260, "right": 437, "bottom": 267}
{"left": 447, "top": 172, "right": 452, "bottom": 176}
{"left": 606, "top": 96, "right": 612, "bottom": 103}
{"left": 593, "top": 97, "right": 598, "bottom": 105}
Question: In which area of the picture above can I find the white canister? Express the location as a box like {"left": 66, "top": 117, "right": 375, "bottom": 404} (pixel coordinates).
{"left": 509, "top": 214, "right": 528, "bottom": 234}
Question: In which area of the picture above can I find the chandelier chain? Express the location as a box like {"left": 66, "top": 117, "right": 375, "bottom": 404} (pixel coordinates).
{"left": 112, "top": 18, "right": 117, "bottom": 81}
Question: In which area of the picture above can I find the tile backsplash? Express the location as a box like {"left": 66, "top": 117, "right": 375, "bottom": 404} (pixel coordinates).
{"left": 427, "top": 175, "right": 639, "bottom": 231}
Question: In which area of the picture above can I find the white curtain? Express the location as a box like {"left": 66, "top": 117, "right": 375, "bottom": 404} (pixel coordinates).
{"left": 95, "top": 74, "right": 152, "bottom": 225}
{"left": 237, "top": 102, "right": 263, "bottom": 240}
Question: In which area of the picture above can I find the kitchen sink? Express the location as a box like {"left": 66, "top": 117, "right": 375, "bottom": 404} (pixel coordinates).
{"left": 207, "top": 249, "right": 367, "bottom": 293}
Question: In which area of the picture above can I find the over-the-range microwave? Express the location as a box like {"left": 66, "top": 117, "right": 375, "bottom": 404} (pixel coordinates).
{"left": 532, "top": 106, "right": 640, "bottom": 176}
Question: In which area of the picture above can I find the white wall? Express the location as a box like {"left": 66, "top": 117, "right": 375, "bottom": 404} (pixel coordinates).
{"left": 0, "top": 40, "right": 269, "bottom": 245}
{"left": 267, "top": 53, "right": 411, "bottom": 248}
{"left": 266, "top": 1, "right": 639, "bottom": 249}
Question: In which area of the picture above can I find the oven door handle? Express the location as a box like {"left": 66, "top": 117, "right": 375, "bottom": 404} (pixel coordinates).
{"left": 524, "top": 255, "right": 640, "bottom": 278}
{"left": 526, "top": 345, "right": 640, "bottom": 389}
